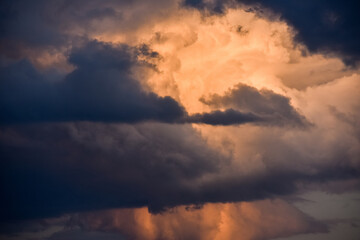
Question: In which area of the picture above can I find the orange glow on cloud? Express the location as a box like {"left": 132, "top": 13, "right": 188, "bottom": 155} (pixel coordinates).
{"left": 92, "top": 7, "right": 358, "bottom": 115}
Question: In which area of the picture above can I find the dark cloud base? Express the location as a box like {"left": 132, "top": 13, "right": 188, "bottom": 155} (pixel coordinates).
{"left": 1, "top": 123, "right": 358, "bottom": 222}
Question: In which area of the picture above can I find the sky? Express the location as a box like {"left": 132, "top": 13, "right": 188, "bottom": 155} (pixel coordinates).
{"left": 0, "top": 0, "right": 359, "bottom": 239}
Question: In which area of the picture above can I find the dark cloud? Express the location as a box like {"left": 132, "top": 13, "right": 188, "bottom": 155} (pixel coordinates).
{"left": 1, "top": 123, "right": 358, "bottom": 222}
{"left": 186, "top": 109, "right": 260, "bottom": 125}
{"left": 184, "top": 0, "right": 360, "bottom": 65}
{"left": 200, "top": 83, "right": 309, "bottom": 127}
{"left": 0, "top": 122, "right": 221, "bottom": 221}
{"left": 0, "top": 41, "right": 186, "bottom": 124}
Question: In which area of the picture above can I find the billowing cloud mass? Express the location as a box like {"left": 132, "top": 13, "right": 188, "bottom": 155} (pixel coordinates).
{"left": 0, "top": 0, "right": 359, "bottom": 240}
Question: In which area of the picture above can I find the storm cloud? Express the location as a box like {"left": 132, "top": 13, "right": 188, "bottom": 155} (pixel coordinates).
{"left": 0, "top": 122, "right": 220, "bottom": 220}
{"left": 1, "top": 122, "right": 358, "bottom": 221}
